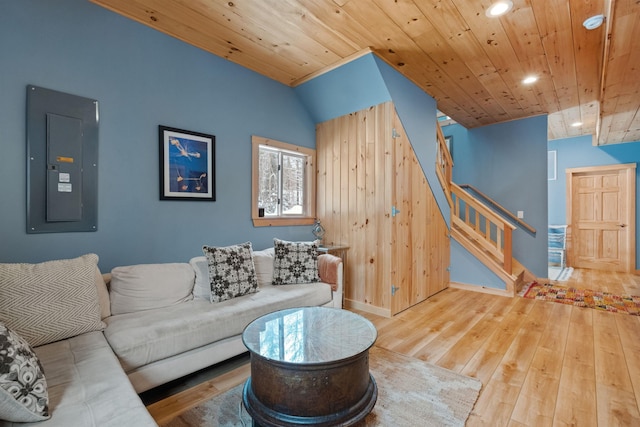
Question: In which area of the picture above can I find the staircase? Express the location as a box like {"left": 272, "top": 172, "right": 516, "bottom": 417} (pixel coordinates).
{"left": 435, "top": 124, "right": 532, "bottom": 296}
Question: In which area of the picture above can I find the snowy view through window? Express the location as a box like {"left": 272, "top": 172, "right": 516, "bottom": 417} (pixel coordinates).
{"left": 258, "top": 146, "right": 305, "bottom": 216}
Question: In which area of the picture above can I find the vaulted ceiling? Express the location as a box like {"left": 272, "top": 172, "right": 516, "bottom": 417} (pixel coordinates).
{"left": 91, "top": 0, "right": 640, "bottom": 145}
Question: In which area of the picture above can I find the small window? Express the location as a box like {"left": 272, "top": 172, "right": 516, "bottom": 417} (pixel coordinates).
{"left": 252, "top": 136, "right": 316, "bottom": 227}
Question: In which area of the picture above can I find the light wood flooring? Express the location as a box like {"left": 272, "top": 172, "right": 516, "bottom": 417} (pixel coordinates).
{"left": 145, "top": 268, "right": 640, "bottom": 426}
{"left": 550, "top": 266, "right": 640, "bottom": 296}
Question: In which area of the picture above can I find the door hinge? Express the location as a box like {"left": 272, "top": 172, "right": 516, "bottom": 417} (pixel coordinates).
{"left": 391, "top": 284, "right": 399, "bottom": 296}
{"left": 392, "top": 205, "right": 400, "bottom": 217}
{"left": 392, "top": 128, "right": 400, "bottom": 139}
{"left": 446, "top": 265, "right": 451, "bottom": 272}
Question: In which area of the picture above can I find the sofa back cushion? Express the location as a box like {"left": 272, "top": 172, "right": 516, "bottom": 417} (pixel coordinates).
{"left": 109, "top": 263, "right": 194, "bottom": 315}
{"left": 0, "top": 254, "right": 105, "bottom": 347}
{"left": 252, "top": 247, "right": 275, "bottom": 287}
{"left": 95, "top": 267, "right": 111, "bottom": 319}
{"left": 189, "top": 257, "right": 211, "bottom": 300}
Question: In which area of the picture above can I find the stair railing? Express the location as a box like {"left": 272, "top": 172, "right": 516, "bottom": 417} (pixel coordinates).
{"left": 435, "top": 124, "right": 453, "bottom": 207}
{"left": 450, "top": 182, "right": 516, "bottom": 275}
{"left": 436, "top": 121, "right": 517, "bottom": 278}
{"left": 459, "top": 184, "right": 536, "bottom": 236}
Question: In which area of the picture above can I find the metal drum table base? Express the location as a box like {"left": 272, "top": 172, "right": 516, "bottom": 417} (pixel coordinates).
{"left": 241, "top": 307, "right": 378, "bottom": 427}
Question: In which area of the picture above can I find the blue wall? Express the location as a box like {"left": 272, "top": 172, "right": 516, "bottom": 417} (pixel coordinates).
{"left": 451, "top": 240, "right": 503, "bottom": 287}
{"left": 0, "top": 0, "right": 317, "bottom": 271}
{"left": 444, "top": 115, "right": 549, "bottom": 286}
{"left": 548, "top": 135, "right": 640, "bottom": 268}
{"left": 294, "top": 54, "right": 391, "bottom": 124}
{"left": 295, "top": 54, "right": 447, "bottom": 222}
{"left": 375, "top": 57, "right": 448, "bottom": 221}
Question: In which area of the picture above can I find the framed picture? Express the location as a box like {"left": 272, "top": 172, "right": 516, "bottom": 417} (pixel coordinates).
{"left": 159, "top": 126, "right": 215, "bottom": 201}
{"left": 548, "top": 150, "right": 557, "bottom": 181}
{"left": 444, "top": 135, "right": 453, "bottom": 158}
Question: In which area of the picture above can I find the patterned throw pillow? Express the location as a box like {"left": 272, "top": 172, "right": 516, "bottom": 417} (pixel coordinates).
{"left": 0, "top": 323, "right": 49, "bottom": 422}
{"left": 272, "top": 239, "right": 320, "bottom": 285}
{"left": 202, "top": 242, "right": 259, "bottom": 303}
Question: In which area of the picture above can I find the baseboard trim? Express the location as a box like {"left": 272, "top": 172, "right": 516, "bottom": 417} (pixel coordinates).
{"left": 449, "top": 282, "right": 513, "bottom": 297}
{"left": 344, "top": 299, "right": 391, "bottom": 318}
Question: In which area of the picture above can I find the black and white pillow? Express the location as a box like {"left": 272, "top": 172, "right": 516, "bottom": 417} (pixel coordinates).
{"left": 0, "top": 323, "right": 49, "bottom": 422}
{"left": 202, "top": 242, "right": 259, "bottom": 303}
{"left": 272, "top": 239, "right": 320, "bottom": 285}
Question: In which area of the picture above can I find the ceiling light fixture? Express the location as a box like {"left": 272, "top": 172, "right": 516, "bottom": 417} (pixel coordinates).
{"left": 485, "top": 1, "right": 513, "bottom": 18}
{"left": 571, "top": 122, "right": 583, "bottom": 127}
{"left": 522, "top": 76, "right": 538, "bottom": 84}
{"left": 583, "top": 15, "right": 605, "bottom": 30}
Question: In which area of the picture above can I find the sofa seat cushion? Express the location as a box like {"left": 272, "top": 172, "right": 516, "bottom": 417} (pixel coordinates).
{"left": 0, "top": 332, "right": 156, "bottom": 427}
{"left": 104, "top": 283, "right": 332, "bottom": 372}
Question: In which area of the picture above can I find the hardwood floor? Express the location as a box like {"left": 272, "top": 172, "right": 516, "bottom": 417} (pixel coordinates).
{"left": 146, "top": 268, "right": 640, "bottom": 426}
{"left": 550, "top": 266, "right": 640, "bottom": 296}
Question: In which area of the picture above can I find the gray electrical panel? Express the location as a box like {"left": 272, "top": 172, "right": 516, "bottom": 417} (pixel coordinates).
{"left": 26, "top": 85, "right": 99, "bottom": 233}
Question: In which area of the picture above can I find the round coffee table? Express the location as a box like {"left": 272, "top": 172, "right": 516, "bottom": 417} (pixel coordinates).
{"left": 242, "top": 307, "right": 377, "bottom": 426}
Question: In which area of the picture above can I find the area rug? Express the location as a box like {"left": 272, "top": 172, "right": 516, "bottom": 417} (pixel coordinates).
{"left": 522, "top": 282, "right": 640, "bottom": 315}
{"left": 548, "top": 266, "right": 574, "bottom": 281}
{"left": 160, "top": 347, "right": 482, "bottom": 427}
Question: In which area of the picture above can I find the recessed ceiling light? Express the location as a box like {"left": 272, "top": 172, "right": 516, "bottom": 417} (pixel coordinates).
{"left": 583, "top": 15, "right": 605, "bottom": 30}
{"left": 523, "top": 76, "right": 538, "bottom": 84}
{"left": 485, "top": 1, "right": 514, "bottom": 18}
{"left": 571, "top": 122, "right": 583, "bottom": 127}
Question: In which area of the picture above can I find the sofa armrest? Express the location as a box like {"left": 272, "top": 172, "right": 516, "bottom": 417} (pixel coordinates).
{"left": 318, "top": 254, "right": 343, "bottom": 294}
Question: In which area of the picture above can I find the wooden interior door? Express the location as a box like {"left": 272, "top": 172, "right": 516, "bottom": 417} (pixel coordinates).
{"left": 390, "top": 114, "right": 414, "bottom": 316}
{"left": 567, "top": 164, "right": 636, "bottom": 272}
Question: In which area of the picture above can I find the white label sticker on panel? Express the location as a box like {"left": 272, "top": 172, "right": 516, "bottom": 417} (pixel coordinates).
{"left": 59, "top": 172, "right": 70, "bottom": 183}
{"left": 58, "top": 183, "right": 72, "bottom": 192}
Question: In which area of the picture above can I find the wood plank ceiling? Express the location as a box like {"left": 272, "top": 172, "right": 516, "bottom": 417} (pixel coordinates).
{"left": 91, "top": 0, "right": 640, "bottom": 145}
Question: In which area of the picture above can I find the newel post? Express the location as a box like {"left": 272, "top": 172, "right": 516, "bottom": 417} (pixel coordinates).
{"left": 503, "top": 227, "right": 513, "bottom": 274}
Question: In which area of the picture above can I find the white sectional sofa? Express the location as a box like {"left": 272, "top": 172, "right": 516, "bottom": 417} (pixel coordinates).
{"left": 0, "top": 244, "right": 343, "bottom": 426}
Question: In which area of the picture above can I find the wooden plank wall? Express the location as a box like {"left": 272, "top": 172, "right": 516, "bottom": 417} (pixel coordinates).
{"left": 316, "top": 102, "right": 393, "bottom": 314}
{"left": 316, "top": 101, "right": 449, "bottom": 316}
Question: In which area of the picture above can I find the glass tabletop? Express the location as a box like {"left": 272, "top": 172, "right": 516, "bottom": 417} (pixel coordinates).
{"left": 242, "top": 307, "right": 377, "bottom": 364}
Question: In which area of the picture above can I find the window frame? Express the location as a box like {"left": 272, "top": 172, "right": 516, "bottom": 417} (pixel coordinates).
{"left": 252, "top": 135, "right": 316, "bottom": 227}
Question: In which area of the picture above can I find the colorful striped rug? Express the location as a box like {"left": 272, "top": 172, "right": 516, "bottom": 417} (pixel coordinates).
{"left": 522, "top": 282, "right": 640, "bottom": 316}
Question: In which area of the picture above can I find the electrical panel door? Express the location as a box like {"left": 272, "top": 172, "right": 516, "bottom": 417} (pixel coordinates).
{"left": 26, "top": 85, "right": 98, "bottom": 233}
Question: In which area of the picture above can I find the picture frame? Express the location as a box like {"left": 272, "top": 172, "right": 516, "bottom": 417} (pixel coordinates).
{"left": 548, "top": 150, "right": 557, "bottom": 181}
{"left": 159, "top": 125, "right": 215, "bottom": 201}
{"left": 444, "top": 135, "right": 453, "bottom": 158}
